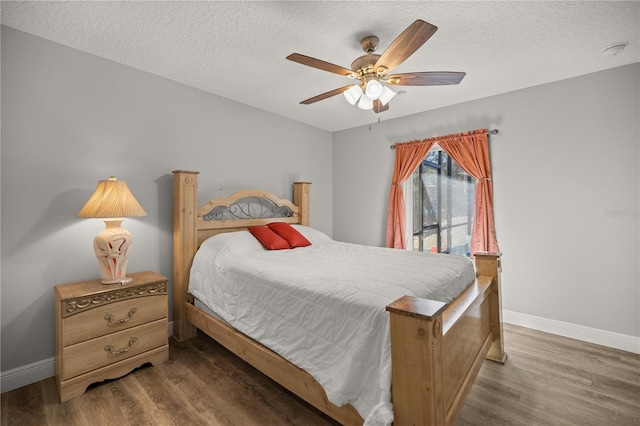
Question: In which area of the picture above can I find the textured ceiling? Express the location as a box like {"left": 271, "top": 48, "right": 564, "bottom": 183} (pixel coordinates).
{"left": 2, "top": 1, "right": 639, "bottom": 132}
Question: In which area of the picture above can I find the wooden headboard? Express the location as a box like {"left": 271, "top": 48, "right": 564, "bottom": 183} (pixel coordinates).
{"left": 171, "top": 170, "right": 311, "bottom": 340}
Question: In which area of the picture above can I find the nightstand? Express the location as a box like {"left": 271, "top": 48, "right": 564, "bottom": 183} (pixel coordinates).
{"left": 54, "top": 271, "right": 169, "bottom": 402}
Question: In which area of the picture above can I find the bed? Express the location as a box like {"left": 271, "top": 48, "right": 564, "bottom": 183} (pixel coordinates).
{"left": 172, "top": 170, "right": 506, "bottom": 426}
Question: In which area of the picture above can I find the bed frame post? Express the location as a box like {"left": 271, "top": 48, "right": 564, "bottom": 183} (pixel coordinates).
{"left": 386, "top": 297, "right": 447, "bottom": 426}
{"left": 293, "top": 182, "right": 311, "bottom": 226}
{"left": 474, "top": 252, "right": 507, "bottom": 363}
{"left": 172, "top": 170, "right": 199, "bottom": 342}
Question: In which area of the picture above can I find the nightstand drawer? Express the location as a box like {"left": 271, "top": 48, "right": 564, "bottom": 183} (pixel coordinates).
{"left": 62, "top": 295, "right": 166, "bottom": 346}
{"left": 62, "top": 318, "right": 167, "bottom": 380}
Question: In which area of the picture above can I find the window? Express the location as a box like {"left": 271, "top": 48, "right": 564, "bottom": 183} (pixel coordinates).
{"left": 412, "top": 148, "right": 475, "bottom": 256}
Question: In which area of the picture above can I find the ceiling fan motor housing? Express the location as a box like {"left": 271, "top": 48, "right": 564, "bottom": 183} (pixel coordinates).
{"left": 351, "top": 54, "right": 382, "bottom": 79}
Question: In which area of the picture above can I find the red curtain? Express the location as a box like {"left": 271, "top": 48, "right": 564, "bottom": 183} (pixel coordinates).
{"left": 385, "top": 129, "right": 500, "bottom": 256}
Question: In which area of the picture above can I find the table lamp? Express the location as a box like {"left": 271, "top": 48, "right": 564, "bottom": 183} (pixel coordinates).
{"left": 77, "top": 176, "right": 147, "bottom": 284}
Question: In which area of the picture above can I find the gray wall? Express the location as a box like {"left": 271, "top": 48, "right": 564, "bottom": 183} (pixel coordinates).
{"left": 333, "top": 63, "right": 640, "bottom": 340}
{"left": 1, "top": 26, "right": 333, "bottom": 373}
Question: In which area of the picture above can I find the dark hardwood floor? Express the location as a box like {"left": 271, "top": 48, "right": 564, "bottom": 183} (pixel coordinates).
{"left": 2, "top": 324, "right": 639, "bottom": 425}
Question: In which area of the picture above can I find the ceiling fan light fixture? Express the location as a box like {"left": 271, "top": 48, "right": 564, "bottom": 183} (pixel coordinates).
{"left": 378, "top": 86, "right": 396, "bottom": 106}
{"left": 365, "top": 79, "right": 383, "bottom": 100}
{"left": 344, "top": 85, "right": 363, "bottom": 105}
{"left": 358, "top": 94, "right": 373, "bottom": 110}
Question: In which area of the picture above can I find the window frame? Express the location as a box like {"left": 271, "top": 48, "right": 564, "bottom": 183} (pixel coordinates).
{"left": 411, "top": 147, "right": 474, "bottom": 256}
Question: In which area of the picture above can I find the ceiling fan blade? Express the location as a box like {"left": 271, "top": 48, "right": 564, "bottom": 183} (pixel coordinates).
{"left": 374, "top": 20, "right": 438, "bottom": 75}
{"left": 373, "top": 99, "right": 389, "bottom": 113}
{"left": 287, "top": 53, "right": 355, "bottom": 77}
{"left": 386, "top": 71, "right": 466, "bottom": 86}
{"left": 300, "top": 85, "right": 354, "bottom": 105}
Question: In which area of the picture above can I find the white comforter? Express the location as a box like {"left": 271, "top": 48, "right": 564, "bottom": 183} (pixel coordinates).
{"left": 189, "top": 226, "right": 475, "bottom": 425}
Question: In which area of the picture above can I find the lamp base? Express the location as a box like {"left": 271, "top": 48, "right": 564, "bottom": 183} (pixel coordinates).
{"left": 93, "top": 219, "right": 134, "bottom": 285}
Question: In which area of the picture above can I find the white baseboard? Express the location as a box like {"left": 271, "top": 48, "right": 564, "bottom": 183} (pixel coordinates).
{"left": 503, "top": 310, "right": 640, "bottom": 354}
{"left": 0, "top": 357, "right": 55, "bottom": 394}
{"left": 1, "top": 321, "right": 175, "bottom": 394}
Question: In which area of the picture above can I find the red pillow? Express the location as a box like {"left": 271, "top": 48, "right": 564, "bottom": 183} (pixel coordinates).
{"left": 267, "top": 222, "right": 312, "bottom": 248}
{"left": 247, "top": 226, "right": 291, "bottom": 250}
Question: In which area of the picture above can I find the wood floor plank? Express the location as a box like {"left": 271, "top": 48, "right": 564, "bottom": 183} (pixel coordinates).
{"left": 120, "top": 370, "right": 192, "bottom": 425}
{"left": 2, "top": 324, "right": 639, "bottom": 426}
{"left": 456, "top": 325, "right": 640, "bottom": 426}
{"left": 144, "top": 350, "right": 243, "bottom": 425}
{"left": 1, "top": 381, "right": 47, "bottom": 426}
{"left": 40, "top": 378, "right": 86, "bottom": 425}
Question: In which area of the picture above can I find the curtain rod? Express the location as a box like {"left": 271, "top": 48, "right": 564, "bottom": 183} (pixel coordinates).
{"left": 390, "top": 129, "right": 499, "bottom": 149}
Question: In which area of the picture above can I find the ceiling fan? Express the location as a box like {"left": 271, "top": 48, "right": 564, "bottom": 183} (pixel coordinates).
{"left": 286, "top": 19, "right": 466, "bottom": 113}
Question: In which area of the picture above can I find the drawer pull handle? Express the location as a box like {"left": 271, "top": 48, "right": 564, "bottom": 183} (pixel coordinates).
{"left": 104, "top": 337, "right": 137, "bottom": 356}
{"left": 105, "top": 308, "right": 137, "bottom": 325}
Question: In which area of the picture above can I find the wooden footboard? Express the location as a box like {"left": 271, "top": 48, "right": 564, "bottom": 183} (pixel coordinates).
{"left": 172, "top": 170, "right": 505, "bottom": 426}
{"left": 386, "top": 252, "right": 506, "bottom": 426}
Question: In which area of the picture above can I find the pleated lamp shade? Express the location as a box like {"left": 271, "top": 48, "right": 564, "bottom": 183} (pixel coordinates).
{"left": 77, "top": 177, "right": 146, "bottom": 218}
{"left": 78, "top": 177, "right": 146, "bottom": 284}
